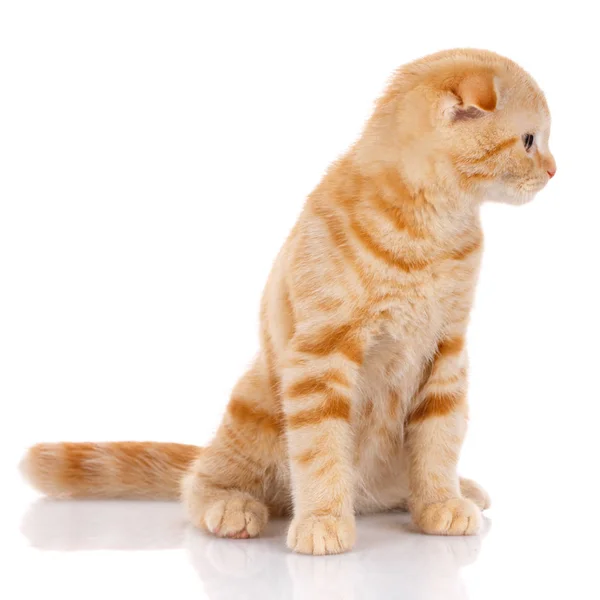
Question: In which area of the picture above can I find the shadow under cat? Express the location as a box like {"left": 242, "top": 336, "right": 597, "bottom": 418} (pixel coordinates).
{"left": 22, "top": 499, "right": 489, "bottom": 600}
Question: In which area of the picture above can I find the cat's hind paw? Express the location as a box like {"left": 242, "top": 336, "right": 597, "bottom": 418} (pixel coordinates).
{"left": 202, "top": 494, "right": 269, "bottom": 539}
{"left": 460, "top": 477, "right": 491, "bottom": 511}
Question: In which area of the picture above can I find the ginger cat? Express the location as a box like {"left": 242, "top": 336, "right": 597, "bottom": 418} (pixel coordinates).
{"left": 22, "top": 49, "right": 555, "bottom": 555}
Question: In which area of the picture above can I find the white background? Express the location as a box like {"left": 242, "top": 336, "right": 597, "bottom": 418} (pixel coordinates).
{"left": 1, "top": 1, "right": 599, "bottom": 599}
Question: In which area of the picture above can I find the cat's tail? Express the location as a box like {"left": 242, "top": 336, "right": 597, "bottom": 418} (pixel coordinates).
{"left": 20, "top": 442, "right": 202, "bottom": 500}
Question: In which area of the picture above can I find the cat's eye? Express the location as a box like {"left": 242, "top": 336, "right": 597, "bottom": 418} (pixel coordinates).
{"left": 522, "top": 133, "right": 535, "bottom": 152}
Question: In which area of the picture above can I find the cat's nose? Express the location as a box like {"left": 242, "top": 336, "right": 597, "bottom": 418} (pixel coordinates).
{"left": 544, "top": 153, "right": 556, "bottom": 179}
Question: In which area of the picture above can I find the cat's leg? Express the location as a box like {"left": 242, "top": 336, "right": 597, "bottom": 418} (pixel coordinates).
{"left": 406, "top": 333, "right": 484, "bottom": 536}
{"left": 460, "top": 477, "right": 491, "bottom": 511}
{"left": 182, "top": 362, "right": 284, "bottom": 539}
{"left": 282, "top": 325, "right": 367, "bottom": 555}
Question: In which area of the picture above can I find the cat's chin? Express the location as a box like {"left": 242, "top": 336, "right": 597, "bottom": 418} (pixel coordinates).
{"left": 484, "top": 185, "right": 538, "bottom": 206}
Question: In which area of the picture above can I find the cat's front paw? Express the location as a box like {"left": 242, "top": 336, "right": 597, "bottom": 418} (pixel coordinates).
{"left": 287, "top": 514, "right": 356, "bottom": 555}
{"left": 413, "top": 497, "right": 482, "bottom": 536}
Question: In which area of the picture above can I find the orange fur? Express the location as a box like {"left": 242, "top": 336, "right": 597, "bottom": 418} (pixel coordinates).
{"left": 22, "top": 48, "right": 554, "bottom": 554}
{"left": 22, "top": 442, "right": 200, "bottom": 499}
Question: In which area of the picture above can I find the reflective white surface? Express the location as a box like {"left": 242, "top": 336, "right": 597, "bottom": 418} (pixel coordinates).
{"left": 8, "top": 488, "right": 596, "bottom": 600}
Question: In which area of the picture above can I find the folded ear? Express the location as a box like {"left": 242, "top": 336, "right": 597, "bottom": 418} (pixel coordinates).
{"left": 457, "top": 72, "right": 497, "bottom": 111}
{"left": 443, "top": 71, "right": 498, "bottom": 121}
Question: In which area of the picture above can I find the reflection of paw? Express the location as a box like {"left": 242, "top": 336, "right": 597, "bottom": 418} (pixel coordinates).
{"left": 460, "top": 477, "right": 491, "bottom": 510}
{"left": 287, "top": 514, "right": 356, "bottom": 555}
{"left": 414, "top": 498, "right": 482, "bottom": 536}
{"left": 185, "top": 527, "right": 268, "bottom": 579}
{"left": 286, "top": 547, "right": 361, "bottom": 598}
{"left": 184, "top": 526, "right": 284, "bottom": 600}
{"left": 203, "top": 494, "right": 269, "bottom": 539}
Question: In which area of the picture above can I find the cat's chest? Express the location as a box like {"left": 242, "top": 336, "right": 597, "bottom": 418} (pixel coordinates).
{"left": 379, "top": 267, "right": 469, "bottom": 344}
{"left": 359, "top": 256, "right": 480, "bottom": 399}
{"left": 388, "top": 245, "right": 481, "bottom": 331}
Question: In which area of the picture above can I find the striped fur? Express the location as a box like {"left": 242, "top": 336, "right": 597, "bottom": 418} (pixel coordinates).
{"left": 22, "top": 49, "right": 553, "bottom": 554}
{"left": 22, "top": 442, "right": 200, "bottom": 500}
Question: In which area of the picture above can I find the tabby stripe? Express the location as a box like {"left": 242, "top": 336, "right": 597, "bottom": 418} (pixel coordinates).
{"left": 428, "top": 367, "right": 468, "bottom": 387}
{"left": 458, "top": 171, "right": 495, "bottom": 182}
{"left": 388, "top": 391, "right": 400, "bottom": 419}
{"left": 463, "top": 137, "right": 518, "bottom": 164}
{"left": 408, "top": 390, "right": 466, "bottom": 423}
{"left": 370, "top": 193, "right": 426, "bottom": 239}
{"left": 315, "top": 296, "right": 345, "bottom": 312}
{"left": 261, "top": 314, "right": 281, "bottom": 400}
{"left": 295, "top": 446, "right": 322, "bottom": 465}
{"left": 283, "top": 288, "right": 296, "bottom": 336}
{"left": 448, "top": 235, "right": 483, "bottom": 261}
{"left": 228, "top": 397, "right": 282, "bottom": 434}
{"left": 286, "top": 371, "right": 349, "bottom": 399}
{"left": 436, "top": 336, "right": 465, "bottom": 358}
{"left": 311, "top": 200, "right": 367, "bottom": 283}
{"left": 294, "top": 323, "right": 364, "bottom": 364}
{"left": 286, "top": 390, "right": 351, "bottom": 429}
{"left": 349, "top": 215, "right": 431, "bottom": 271}
{"left": 313, "top": 458, "right": 337, "bottom": 479}
{"left": 65, "top": 445, "right": 89, "bottom": 487}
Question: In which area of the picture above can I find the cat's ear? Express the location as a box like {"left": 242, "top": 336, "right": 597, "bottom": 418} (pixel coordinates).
{"left": 442, "top": 71, "right": 498, "bottom": 121}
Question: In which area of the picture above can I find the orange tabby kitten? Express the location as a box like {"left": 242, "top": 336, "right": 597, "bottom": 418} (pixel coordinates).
{"left": 22, "top": 48, "right": 555, "bottom": 555}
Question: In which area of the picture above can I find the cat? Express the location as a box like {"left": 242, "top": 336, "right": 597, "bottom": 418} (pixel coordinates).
{"left": 21, "top": 48, "right": 555, "bottom": 555}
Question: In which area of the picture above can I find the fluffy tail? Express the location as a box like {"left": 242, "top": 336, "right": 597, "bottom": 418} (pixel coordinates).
{"left": 21, "top": 442, "right": 202, "bottom": 500}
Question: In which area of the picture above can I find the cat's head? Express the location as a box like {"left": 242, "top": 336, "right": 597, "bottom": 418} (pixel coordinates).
{"left": 371, "top": 49, "right": 556, "bottom": 205}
